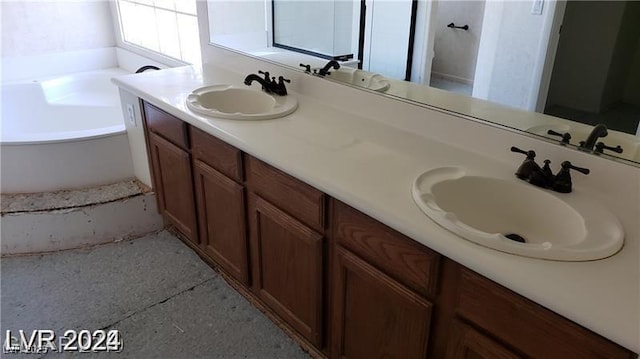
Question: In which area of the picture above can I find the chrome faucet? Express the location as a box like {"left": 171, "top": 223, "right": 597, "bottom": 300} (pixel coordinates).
{"left": 579, "top": 124, "right": 608, "bottom": 151}
{"left": 244, "top": 70, "right": 290, "bottom": 96}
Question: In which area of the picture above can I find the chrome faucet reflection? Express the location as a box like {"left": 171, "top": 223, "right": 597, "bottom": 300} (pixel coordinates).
{"left": 316, "top": 60, "right": 340, "bottom": 77}
{"left": 579, "top": 124, "right": 608, "bottom": 151}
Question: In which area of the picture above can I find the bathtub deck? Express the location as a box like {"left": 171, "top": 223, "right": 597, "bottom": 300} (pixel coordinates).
{"left": 1, "top": 230, "right": 310, "bottom": 358}
{"left": 1, "top": 179, "right": 162, "bottom": 255}
{"left": 1, "top": 180, "right": 149, "bottom": 214}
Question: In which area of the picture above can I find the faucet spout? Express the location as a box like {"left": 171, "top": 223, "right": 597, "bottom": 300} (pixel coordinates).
{"left": 244, "top": 74, "right": 271, "bottom": 89}
{"left": 317, "top": 60, "right": 340, "bottom": 76}
{"left": 579, "top": 124, "right": 608, "bottom": 151}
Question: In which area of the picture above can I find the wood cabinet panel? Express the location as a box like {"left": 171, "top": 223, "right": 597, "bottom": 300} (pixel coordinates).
{"left": 457, "top": 268, "right": 635, "bottom": 358}
{"left": 193, "top": 159, "right": 249, "bottom": 285}
{"left": 143, "top": 102, "right": 189, "bottom": 149}
{"left": 248, "top": 193, "right": 324, "bottom": 347}
{"left": 331, "top": 246, "right": 432, "bottom": 359}
{"left": 332, "top": 200, "right": 440, "bottom": 298}
{"left": 148, "top": 132, "right": 198, "bottom": 244}
{"left": 191, "top": 127, "right": 243, "bottom": 182}
{"left": 446, "top": 320, "right": 522, "bottom": 359}
{"left": 245, "top": 156, "right": 326, "bottom": 232}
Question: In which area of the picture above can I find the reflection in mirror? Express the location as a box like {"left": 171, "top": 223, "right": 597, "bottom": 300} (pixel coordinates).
{"left": 207, "top": 0, "right": 640, "bottom": 165}
{"left": 272, "top": 1, "right": 357, "bottom": 61}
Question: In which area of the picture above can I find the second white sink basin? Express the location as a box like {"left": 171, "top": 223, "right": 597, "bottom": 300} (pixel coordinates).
{"left": 186, "top": 85, "right": 297, "bottom": 120}
{"left": 327, "top": 68, "right": 390, "bottom": 93}
{"left": 412, "top": 167, "right": 624, "bottom": 261}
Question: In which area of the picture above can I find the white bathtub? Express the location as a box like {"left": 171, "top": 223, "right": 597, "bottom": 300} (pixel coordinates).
{"left": 1, "top": 68, "right": 135, "bottom": 193}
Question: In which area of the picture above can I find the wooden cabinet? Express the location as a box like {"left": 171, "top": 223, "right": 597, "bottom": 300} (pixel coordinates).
{"left": 453, "top": 267, "right": 635, "bottom": 359}
{"left": 191, "top": 127, "right": 249, "bottom": 285}
{"left": 446, "top": 320, "right": 521, "bottom": 359}
{"left": 245, "top": 155, "right": 326, "bottom": 233}
{"left": 247, "top": 192, "right": 324, "bottom": 347}
{"left": 330, "top": 200, "right": 437, "bottom": 359}
{"left": 147, "top": 131, "right": 198, "bottom": 244}
{"left": 331, "top": 246, "right": 433, "bottom": 359}
{"left": 193, "top": 160, "right": 249, "bottom": 284}
{"left": 332, "top": 200, "right": 440, "bottom": 298}
{"left": 245, "top": 156, "right": 327, "bottom": 347}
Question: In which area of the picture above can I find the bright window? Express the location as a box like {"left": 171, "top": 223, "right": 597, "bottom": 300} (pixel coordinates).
{"left": 116, "top": 0, "right": 201, "bottom": 65}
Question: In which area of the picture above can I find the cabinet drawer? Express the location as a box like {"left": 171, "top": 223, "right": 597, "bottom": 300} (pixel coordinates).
{"left": 332, "top": 200, "right": 440, "bottom": 298}
{"left": 143, "top": 101, "right": 189, "bottom": 150}
{"left": 245, "top": 156, "right": 325, "bottom": 232}
{"left": 456, "top": 268, "right": 635, "bottom": 358}
{"left": 191, "top": 127, "right": 243, "bottom": 182}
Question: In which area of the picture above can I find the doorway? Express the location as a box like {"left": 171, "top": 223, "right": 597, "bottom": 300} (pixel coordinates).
{"left": 428, "top": 0, "right": 485, "bottom": 97}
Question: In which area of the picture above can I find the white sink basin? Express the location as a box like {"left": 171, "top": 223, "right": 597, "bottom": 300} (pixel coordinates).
{"left": 186, "top": 85, "right": 297, "bottom": 120}
{"left": 412, "top": 167, "right": 624, "bottom": 261}
{"left": 327, "top": 69, "right": 390, "bottom": 93}
{"left": 526, "top": 124, "right": 640, "bottom": 162}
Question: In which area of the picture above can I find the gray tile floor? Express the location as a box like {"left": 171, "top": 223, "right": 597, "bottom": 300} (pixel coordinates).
{"left": 1, "top": 231, "right": 310, "bottom": 358}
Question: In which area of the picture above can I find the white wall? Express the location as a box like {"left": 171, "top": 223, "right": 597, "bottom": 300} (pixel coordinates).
{"left": 333, "top": 0, "right": 356, "bottom": 57}
{"left": 473, "top": 1, "right": 552, "bottom": 111}
{"left": 1, "top": 1, "right": 115, "bottom": 58}
{"left": 431, "top": 0, "right": 485, "bottom": 84}
{"left": 208, "top": 0, "right": 267, "bottom": 51}
{"left": 364, "top": 0, "right": 413, "bottom": 80}
{"left": 274, "top": 1, "right": 335, "bottom": 55}
{"left": 273, "top": 1, "right": 354, "bottom": 57}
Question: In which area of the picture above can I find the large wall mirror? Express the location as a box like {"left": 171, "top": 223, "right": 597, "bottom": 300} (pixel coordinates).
{"left": 207, "top": 0, "right": 640, "bottom": 166}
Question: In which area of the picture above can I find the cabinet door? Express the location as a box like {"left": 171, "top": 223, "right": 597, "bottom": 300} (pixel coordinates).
{"left": 148, "top": 132, "right": 198, "bottom": 244}
{"left": 248, "top": 193, "right": 323, "bottom": 347}
{"left": 331, "top": 247, "right": 433, "bottom": 359}
{"left": 193, "top": 159, "right": 249, "bottom": 285}
{"left": 446, "top": 320, "right": 522, "bottom": 359}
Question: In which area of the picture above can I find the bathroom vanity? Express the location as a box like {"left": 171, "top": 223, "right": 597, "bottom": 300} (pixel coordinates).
{"left": 114, "top": 61, "right": 639, "bottom": 358}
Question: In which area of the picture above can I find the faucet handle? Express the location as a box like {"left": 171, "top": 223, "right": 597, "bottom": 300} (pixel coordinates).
{"left": 299, "top": 63, "right": 311, "bottom": 73}
{"left": 561, "top": 161, "right": 590, "bottom": 175}
{"left": 595, "top": 142, "right": 623, "bottom": 154}
{"left": 510, "top": 146, "right": 536, "bottom": 159}
{"left": 258, "top": 70, "right": 271, "bottom": 82}
{"left": 547, "top": 129, "right": 571, "bottom": 144}
{"left": 278, "top": 76, "right": 291, "bottom": 84}
{"left": 551, "top": 161, "right": 589, "bottom": 193}
{"left": 511, "top": 146, "right": 540, "bottom": 181}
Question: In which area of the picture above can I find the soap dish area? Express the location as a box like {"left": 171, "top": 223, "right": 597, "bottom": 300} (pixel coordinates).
{"left": 411, "top": 166, "right": 624, "bottom": 261}
{"left": 186, "top": 84, "right": 298, "bottom": 120}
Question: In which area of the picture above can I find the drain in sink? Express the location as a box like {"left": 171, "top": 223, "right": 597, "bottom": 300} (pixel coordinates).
{"left": 504, "top": 233, "right": 527, "bottom": 243}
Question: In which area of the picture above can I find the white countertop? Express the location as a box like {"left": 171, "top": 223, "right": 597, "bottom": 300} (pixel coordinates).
{"left": 113, "top": 64, "right": 640, "bottom": 353}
